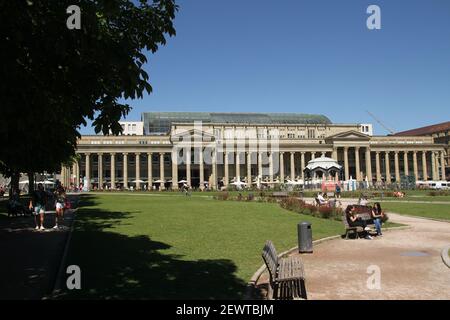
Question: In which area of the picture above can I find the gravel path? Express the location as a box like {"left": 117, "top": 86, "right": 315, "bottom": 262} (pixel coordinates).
{"left": 258, "top": 212, "right": 450, "bottom": 299}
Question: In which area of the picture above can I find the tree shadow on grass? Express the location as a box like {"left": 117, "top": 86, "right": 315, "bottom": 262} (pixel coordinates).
{"left": 57, "top": 206, "right": 247, "bottom": 300}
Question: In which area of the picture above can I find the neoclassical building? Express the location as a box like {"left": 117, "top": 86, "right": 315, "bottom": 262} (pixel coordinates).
{"left": 60, "top": 112, "right": 448, "bottom": 190}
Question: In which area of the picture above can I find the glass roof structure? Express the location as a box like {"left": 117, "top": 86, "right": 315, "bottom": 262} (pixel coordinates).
{"left": 142, "top": 112, "right": 332, "bottom": 135}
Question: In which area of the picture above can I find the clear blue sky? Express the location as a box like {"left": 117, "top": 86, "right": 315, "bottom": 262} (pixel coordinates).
{"left": 82, "top": 0, "right": 450, "bottom": 135}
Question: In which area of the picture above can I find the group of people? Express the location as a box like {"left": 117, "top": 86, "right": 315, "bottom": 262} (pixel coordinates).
{"left": 29, "top": 183, "right": 67, "bottom": 231}
{"left": 346, "top": 202, "right": 384, "bottom": 239}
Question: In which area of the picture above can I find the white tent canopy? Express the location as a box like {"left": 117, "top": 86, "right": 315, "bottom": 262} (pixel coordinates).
{"left": 305, "top": 156, "right": 342, "bottom": 172}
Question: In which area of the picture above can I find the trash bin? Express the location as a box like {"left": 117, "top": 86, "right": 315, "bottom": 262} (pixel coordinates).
{"left": 298, "top": 221, "right": 313, "bottom": 253}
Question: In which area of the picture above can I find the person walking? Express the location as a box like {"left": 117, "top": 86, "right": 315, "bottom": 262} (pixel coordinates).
{"left": 29, "top": 183, "right": 47, "bottom": 231}
{"left": 53, "top": 186, "right": 66, "bottom": 229}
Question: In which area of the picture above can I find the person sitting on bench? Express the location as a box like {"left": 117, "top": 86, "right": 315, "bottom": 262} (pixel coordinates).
{"left": 371, "top": 202, "right": 384, "bottom": 236}
{"left": 316, "top": 192, "right": 328, "bottom": 206}
{"left": 346, "top": 206, "right": 372, "bottom": 240}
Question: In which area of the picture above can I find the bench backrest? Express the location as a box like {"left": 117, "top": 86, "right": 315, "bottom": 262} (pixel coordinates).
{"left": 262, "top": 240, "right": 278, "bottom": 284}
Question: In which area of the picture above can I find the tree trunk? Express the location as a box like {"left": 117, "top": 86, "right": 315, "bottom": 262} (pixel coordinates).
{"left": 28, "top": 172, "right": 35, "bottom": 194}
{"left": 9, "top": 171, "right": 20, "bottom": 199}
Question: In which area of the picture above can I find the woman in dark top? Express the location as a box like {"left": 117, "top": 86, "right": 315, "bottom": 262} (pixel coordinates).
{"left": 346, "top": 206, "right": 372, "bottom": 239}
{"left": 371, "top": 202, "right": 384, "bottom": 236}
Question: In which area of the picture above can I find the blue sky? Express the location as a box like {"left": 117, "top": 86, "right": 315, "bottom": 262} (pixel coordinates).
{"left": 82, "top": 0, "right": 450, "bottom": 135}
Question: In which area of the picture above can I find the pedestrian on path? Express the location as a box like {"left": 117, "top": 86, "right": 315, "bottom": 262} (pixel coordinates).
{"left": 29, "top": 183, "right": 47, "bottom": 231}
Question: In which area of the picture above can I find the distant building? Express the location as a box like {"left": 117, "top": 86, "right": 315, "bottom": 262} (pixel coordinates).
{"left": 117, "top": 121, "right": 144, "bottom": 136}
{"left": 395, "top": 121, "right": 450, "bottom": 179}
{"left": 60, "top": 112, "right": 447, "bottom": 190}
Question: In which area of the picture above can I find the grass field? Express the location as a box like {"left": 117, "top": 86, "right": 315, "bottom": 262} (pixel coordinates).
{"left": 378, "top": 202, "right": 450, "bottom": 221}
{"left": 61, "top": 193, "right": 345, "bottom": 299}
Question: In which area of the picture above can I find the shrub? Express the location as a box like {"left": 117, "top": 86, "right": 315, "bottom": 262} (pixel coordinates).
{"left": 216, "top": 192, "right": 229, "bottom": 201}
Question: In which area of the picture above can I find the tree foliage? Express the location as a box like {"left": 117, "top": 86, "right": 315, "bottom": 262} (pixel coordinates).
{"left": 0, "top": 0, "right": 177, "bottom": 186}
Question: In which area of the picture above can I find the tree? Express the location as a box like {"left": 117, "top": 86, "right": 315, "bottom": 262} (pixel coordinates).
{"left": 0, "top": 0, "right": 177, "bottom": 195}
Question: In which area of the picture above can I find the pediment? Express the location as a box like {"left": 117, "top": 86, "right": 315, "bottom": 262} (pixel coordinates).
{"left": 171, "top": 129, "right": 215, "bottom": 142}
{"left": 326, "top": 130, "right": 370, "bottom": 141}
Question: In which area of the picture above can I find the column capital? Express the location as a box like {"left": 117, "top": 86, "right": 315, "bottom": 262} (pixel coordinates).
{"left": 135, "top": 152, "right": 141, "bottom": 156}
{"left": 110, "top": 152, "right": 116, "bottom": 156}
{"left": 394, "top": 151, "right": 399, "bottom": 155}
{"left": 375, "top": 151, "right": 380, "bottom": 154}
{"left": 97, "top": 152, "right": 103, "bottom": 156}
{"left": 159, "top": 152, "right": 165, "bottom": 156}
{"left": 355, "top": 146, "right": 360, "bottom": 150}
{"left": 343, "top": 146, "right": 349, "bottom": 151}
{"left": 280, "top": 151, "right": 285, "bottom": 155}
{"left": 123, "top": 152, "right": 128, "bottom": 156}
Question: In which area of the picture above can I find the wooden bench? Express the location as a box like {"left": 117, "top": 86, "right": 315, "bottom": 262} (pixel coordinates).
{"left": 261, "top": 240, "right": 307, "bottom": 300}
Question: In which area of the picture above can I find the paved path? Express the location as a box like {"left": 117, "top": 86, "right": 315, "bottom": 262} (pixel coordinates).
{"left": 258, "top": 212, "right": 450, "bottom": 299}
{"left": 0, "top": 197, "right": 77, "bottom": 300}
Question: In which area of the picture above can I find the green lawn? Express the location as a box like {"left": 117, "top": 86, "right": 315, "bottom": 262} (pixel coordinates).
{"left": 61, "top": 193, "right": 344, "bottom": 299}
{"left": 379, "top": 202, "right": 450, "bottom": 221}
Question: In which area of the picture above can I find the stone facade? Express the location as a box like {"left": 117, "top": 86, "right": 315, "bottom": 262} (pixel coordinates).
{"left": 60, "top": 113, "right": 448, "bottom": 190}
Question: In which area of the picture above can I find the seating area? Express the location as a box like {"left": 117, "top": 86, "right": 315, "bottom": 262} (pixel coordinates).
{"left": 342, "top": 205, "right": 377, "bottom": 239}
{"left": 261, "top": 240, "right": 307, "bottom": 300}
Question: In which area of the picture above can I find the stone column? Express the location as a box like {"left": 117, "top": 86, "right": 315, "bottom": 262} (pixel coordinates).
{"left": 269, "top": 152, "right": 274, "bottom": 183}
{"left": 75, "top": 160, "right": 80, "bottom": 187}
{"left": 98, "top": 153, "right": 103, "bottom": 189}
{"left": 344, "top": 147, "right": 349, "bottom": 181}
{"left": 258, "top": 152, "right": 263, "bottom": 178}
{"left": 301, "top": 152, "right": 305, "bottom": 181}
{"left": 247, "top": 152, "right": 252, "bottom": 185}
{"left": 355, "top": 147, "right": 361, "bottom": 181}
{"left": 147, "top": 152, "right": 153, "bottom": 189}
{"left": 375, "top": 152, "right": 381, "bottom": 182}
{"left": 123, "top": 153, "right": 128, "bottom": 189}
{"left": 365, "top": 147, "right": 372, "bottom": 183}
{"left": 385, "top": 151, "right": 391, "bottom": 183}
{"left": 290, "top": 152, "right": 295, "bottom": 181}
{"left": 311, "top": 152, "right": 316, "bottom": 160}
{"left": 431, "top": 153, "right": 436, "bottom": 180}
{"left": 85, "top": 153, "right": 91, "bottom": 190}
{"left": 236, "top": 152, "right": 240, "bottom": 181}
{"left": 431, "top": 152, "right": 438, "bottom": 181}
{"left": 224, "top": 152, "right": 229, "bottom": 186}
{"left": 280, "top": 152, "right": 285, "bottom": 183}
{"left": 403, "top": 151, "right": 409, "bottom": 177}
{"left": 111, "top": 153, "right": 115, "bottom": 189}
{"left": 135, "top": 153, "right": 141, "bottom": 190}
{"left": 332, "top": 147, "right": 338, "bottom": 161}
{"left": 71, "top": 162, "right": 77, "bottom": 186}
{"left": 394, "top": 151, "right": 400, "bottom": 182}
{"left": 185, "top": 149, "right": 191, "bottom": 187}
{"left": 321, "top": 151, "right": 326, "bottom": 157}
{"left": 413, "top": 151, "right": 419, "bottom": 180}
{"left": 171, "top": 150, "right": 178, "bottom": 190}
{"left": 159, "top": 152, "right": 165, "bottom": 190}
{"left": 422, "top": 151, "right": 428, "bottom": 181}
{"left": 212, "top": 149, "right": 217, "bottom": 190}
{"left": 441, "top": 151, "right": 446, "bottom": 181}
{"left": 199, "top": 148, "right": 204, "bottom": 190}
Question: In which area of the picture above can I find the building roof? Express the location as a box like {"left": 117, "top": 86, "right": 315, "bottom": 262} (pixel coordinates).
{"left": 305, "top": 156, "right": 342, "bottom": 172}
{"left": 394, "top": 121, "right": 450, "bottom": 136}
{"left": 142, "top": 112, "right": 332, "bottom": 134}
